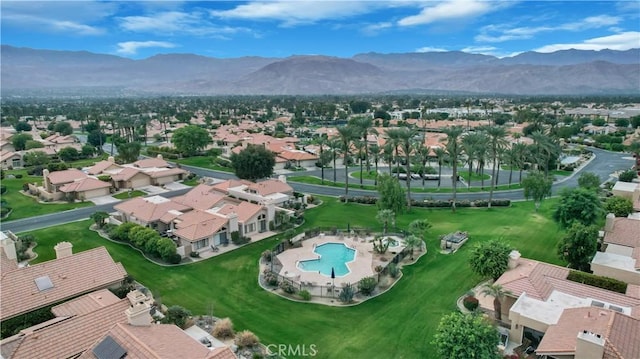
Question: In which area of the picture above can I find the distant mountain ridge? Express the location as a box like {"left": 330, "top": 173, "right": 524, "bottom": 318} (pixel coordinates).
{"left": 1, "top": 45, "right": 639, "bottom": 96}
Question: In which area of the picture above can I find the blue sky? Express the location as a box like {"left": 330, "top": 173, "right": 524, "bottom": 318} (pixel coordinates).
{"left": 1, "top": 1, "right": 639, "bottom": 59}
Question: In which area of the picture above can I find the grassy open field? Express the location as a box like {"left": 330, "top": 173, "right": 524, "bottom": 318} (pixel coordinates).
{"left": 25, "top": 197, "right": 564, "bottom": 359}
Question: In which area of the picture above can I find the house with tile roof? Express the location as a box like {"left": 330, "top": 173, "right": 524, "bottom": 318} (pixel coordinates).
{"left": 591, "top": 215, "right": 640, "bottom": 285}
{"left": 0, "top": 243, "right": 127, "bottom": 322}
{"left": 479, "top": 251, "right": 640, "bottom": 357}
{"left": 36, "top": 168, "right": 112, "bottom": 201}
{"left": 0, "top": 150, "right": 22, "bottom": 169}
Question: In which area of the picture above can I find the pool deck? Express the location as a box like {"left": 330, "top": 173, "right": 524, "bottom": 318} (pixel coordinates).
{"left": 276, "top": 234, "right": 404, "bottom": 288}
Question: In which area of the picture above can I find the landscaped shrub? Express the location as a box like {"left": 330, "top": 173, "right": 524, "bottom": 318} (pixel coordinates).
{"left": 261, "top": 250, "right": 272, "bottom": 262}
{"left": 567, "top": 271, "right": 627, "bottom": 294}
{"left": 387, "top": 263, "right": 399, "bottom": 278}
{"left": 279, "top": 280, "right": 296, "bottom": 294}
{"left": 298, "top": 289, "right": 311, "bottom": 301}
{"left": 230, "top": 231, "right": 250, "bottom": 245}
{"left": 339, "top": 283, "right": 355, "bottom": 303}
{"left": 463, "top": 295, "right": 479, "bottom": 311}
{"left": 0, "top": 305, "right": 56, "bottom": 339}
{"left": 604, "top": 196, "right": 634, "bottom": 217}
{"left": 163, "top": 305, "right": 192, "bottom": 329}
{"left": 235, "top": 330, "right": 260, "bottom": 348}
{"left": 618, "top": 169, "right": 637, "bottom": 182}
{"left": 97, "top": 175, "right": 111, "bottom": 182}
{"left": 263, "top": 270, "right": 278, "bottom": 286}
{"left": 338, "top": 196, "right": 378, "bottom": 205}
{"left": 166, "top": 253, "right": 182, "bottom": 264}
{"left": 0, "top": 185, "right": 6, "bottom": 195}
{"left": 358, "top": 276, "right": 377, "bottom": 296}
{"left": 212, "top": 318, "right": 235, "bottom": 339}
{"left": 14, "top": 174, "right": 22, "bottom": 179}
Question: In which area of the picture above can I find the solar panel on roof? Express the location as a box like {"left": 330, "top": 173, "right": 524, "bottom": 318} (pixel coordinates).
{"left": 34, "top": 276, "right": 54, "bottom": 291}
{"left": 93, "top": 335, "right": 127, "bottom": 359}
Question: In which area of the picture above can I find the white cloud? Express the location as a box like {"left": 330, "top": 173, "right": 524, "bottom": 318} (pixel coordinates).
{"left": 361, "top": 22, "right": 393, "bottom": 35}
{"left": 118, "top": 11, "right": 249, "bottom": 37}
{"left": 1, "top": 1, "right": 115, "bottom": 35}
{"left": 415, "top": 46, "right": 448, "bottom": 52}
{"left": 535, "top": 31, "right": 640, "bottom": 52}
{"left": 210, "top": 1, "right": 377, "bottom": 26}
{"left": 476, "top": 15, "right": 622, "bottom": 43}
{"left": 460, "top": 46, "right": 498, "bottom": 54}
{"left": 398, "top": 0, "right": 495, "bottom": 27}
{"left": 116, "top": 41, "right": 177, "bottom": 55}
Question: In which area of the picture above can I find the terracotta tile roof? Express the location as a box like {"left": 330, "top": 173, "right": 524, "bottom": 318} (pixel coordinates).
{"left": 248, "top": 179, "right": 293, "bottom": 196}
{"left": 211, "top": 179, "right": 253, "bottom": 194}
{"left": 1, "top": 247, "right": 127, "bottom": 321}
{"left": 134, "top": 157, "right": 169, "bottom": 168}
{"left": 111, "top": 167, "right": 143, "bottom": 181}
{"left": 0, "top": 150, "right": 20, "bottom": 162}
{"left": 1, "top": 299, "right": 130, "bottom": 359}
{"left": 114, "top": 196, "right": 191, "bottom": 223}
{"left": 145, "top": 167, "right": 187, "bottom": 178}
{"left": 0, "top": 246, "right": 19, "bottom": 275}
{"left": 174, "top": 210, "right": 227, "bottom": 242}
{"left": 47, "top": 168, "right": 87, "bottom": 185}
{"left": 172, "top": 184, "right": 225, "bottom": 210}
{"left": 87, "top": 160, "right": 121, "bottom": 175}
{"left": 80, "top": 323, "right": 237, "bottom": 359}
{"left": 604, "top": 218, "right": 640, "bottom": 248}
{"left": 215, "top": 201, "right": 263, "bottom": 223}
{"left": 278, "top": 149, "right": 318, "bottom": 161}
{"left": 51, "top": 289, "right": 121, "bottom": 317}
{"left": 495, "top": 258, "right": 570, "bottom": 300}
{"left": 536, "top": 307, "right": 640, "bottom": 358}
{"left": 627, "top": 284, "right": 640, "bottom": 300}
{"left": 544, "top": 276, "right": 640, "bottom": 309}
{"left": 58, "top": 177, "right": 111, "bottom": 193}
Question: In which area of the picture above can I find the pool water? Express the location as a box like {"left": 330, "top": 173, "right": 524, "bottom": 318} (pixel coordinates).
{"left": 297, "top": 243, "right": 356, "bottom": 277}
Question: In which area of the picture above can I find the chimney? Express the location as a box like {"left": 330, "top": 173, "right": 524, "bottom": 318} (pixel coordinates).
{"left": 227, "top": 213, "right": 239, "bottom": 233}
{"left": 107, "top": 156, "right": 115, "bottom": 163}
{"left": 1, "top": 232, "right": 17, "bottom": 261}
{"left": 575, "top": 330, "right": 605, "bottom": 359}
{"left": 604, "top": 213, "right": 615, "bottom": 232}
{"left": 125, "top": 289, "right": 153, "bottom": 327}
{"left": 508, "top": 250, "right": 521, "bottom": 269}
{"left": 278, "top": 175, "right": 287, "bottom": 183}
{"left": 54, "top": 242, "right": 73, "bottom": 259}
{"left": 42, "top": 169, "right": 51, "bottom": 191}
{"left": 156, "top": 154, "right": 163, "bottom": 160}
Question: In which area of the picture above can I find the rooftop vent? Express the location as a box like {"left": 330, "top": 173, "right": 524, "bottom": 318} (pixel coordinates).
{"left": 609, "top": 305, "right": 624, "bottom": 313}
{"left": 591, "top": 301, "right": 605, "bottom": 308}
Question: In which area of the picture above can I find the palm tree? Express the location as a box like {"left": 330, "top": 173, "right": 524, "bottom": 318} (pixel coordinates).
{"left": 481, "top": 283, "right": 512, "bottom": 321}
{"left": 385, "top": 128, "right": 402, "bottom": 176}
{"left": 318, "top": 135, "right": 327, "bottom": 184}
{"left": 403, "top": 235, "right": 422, "bottom": 260}
{"left": 383, "top": 142, "right": 394, "bottom": 176}
{"left": 408, "top": 218, "right": 431, "bottom": 254}
{"left": 511, "top": 142, "right": 528, "bottom": 185}
{"left": 413, "top": 141, "right": 431, "bottom": 188}
{"left": 441, "top": 126, "right": 464, "bottom": 212}
{"left": 354, "top": 139, "right": 366, "bottom": 188}
{"left": 369, "top": 143, "right": 381, "bottom": 186}
{"left": 352, "top": 117, "right": 375, "bottom": 172}
{"left": 485, "top": 126, "right": 508, "bottom": 207}
{"left": 434, "top": 147, "right": 447, "bottom": 190}
{"left": 329, "top": 138, "right": 341, "bottom": 184}
{"left": 396, "top": 127, "right": 417, "bottom": 211}
{"left": 376, "top": 209, "right": 395, "bottom": 234}
{"left": 462, "top": 132, "right": 483, "bottom": 190}
{"left": 530, "top": 131, "right": 559, "bottom": 176}
{"left": 337, "top": 126, "right": 355, "bottom": 202}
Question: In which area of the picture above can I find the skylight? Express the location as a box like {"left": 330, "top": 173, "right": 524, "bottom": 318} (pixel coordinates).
{"left": 34, "top": 276, "right": 54, "bottom": 292}
{"left": 93, "top": 335, "right": 127, "bottom": 359}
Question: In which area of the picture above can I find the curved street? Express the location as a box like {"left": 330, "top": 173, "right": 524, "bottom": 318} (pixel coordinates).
{"left": 1, "top": 148, "right": 634, "bottom": 233}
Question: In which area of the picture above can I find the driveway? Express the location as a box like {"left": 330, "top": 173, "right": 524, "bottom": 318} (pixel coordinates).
{"left": 90, "top": 195, "right": 121, "bottom": 205}
{"left": 163, "top": 182, "right": 191, "bottom": 191}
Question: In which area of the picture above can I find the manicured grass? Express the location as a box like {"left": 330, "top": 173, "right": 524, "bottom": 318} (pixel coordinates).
{"left": 0, "top": 170, "right": 93, "bottom": 221}
{"left": 175, "top": 156, "right": 232, "bottom": 172}
{"left": 350, "top": 170, "right": 379, "bottom": 181}
{"left": 459, "top": 171, "right": 491, "bottom": 181}
{"left": 24, "top": 197, "right": 564, "bottom": 359}
{"left": 551, "top": 170, "right": 573, "bottom": 177}
{"left": 113, "top": 190, "right": 146, "bottom": 199}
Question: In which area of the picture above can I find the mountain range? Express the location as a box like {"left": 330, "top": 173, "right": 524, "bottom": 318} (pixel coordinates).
{"left": 1, "top": 45, "right": 639, "bottom": 96}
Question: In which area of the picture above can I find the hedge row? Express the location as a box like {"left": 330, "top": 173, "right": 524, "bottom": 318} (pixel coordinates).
{"left": 338, "top": 196, "right": 511, "bottom": 208}
{"left": 567, "top": 270, "right": 627, "bottom": 294}
{"left": 106, "top": 222, "right": 181, "bottom": 264}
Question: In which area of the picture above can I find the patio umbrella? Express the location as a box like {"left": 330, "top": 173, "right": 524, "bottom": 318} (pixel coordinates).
{"left": 331, "top": 267, "right": 335, "bottom": 297}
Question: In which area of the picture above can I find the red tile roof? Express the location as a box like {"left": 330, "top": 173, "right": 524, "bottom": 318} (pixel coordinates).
{"left": 87, "top": 160, "right": 121, "bottom": 175}
{"left": 114, "top": 197, "right": 191, "bottom": 223}
{"left": 173, "top": 210, "right": 227, "bottom": 242}
{"left": 248, "top": 179, "right": 293, "bottom": 196}
{"left": 51, "top": 289, "right": 121, "bottom": 317}
{"left": 80, "top": 323, "right": 238, "bottom": 359}
{"left": 604, "top": 218, "right": 640, "bottom": 248}
{"left": 172, "top": 184, "right": 225, "bottom": 210}
{"left": 1, "top": 298, "right": 130, "bottom": 359}
{"left": 0, "top": 247, "right": 127, "bottom": 321}
{"left": 47, "top": 168, "right": 87, "bottom": 185}
{"left": 134, "top": 157, "right": 169, "bottom": 168}
{"left": 145, "top": 167, "right": 187, "bottom": 178}
{"left": 110, "top": 167, "right": 143, "bottom": 181}
{"left": 215, "top": 201, "right": 263, "bottom": 223}
{"left": 58, "top": 177, "right": 111, "bottom": 193}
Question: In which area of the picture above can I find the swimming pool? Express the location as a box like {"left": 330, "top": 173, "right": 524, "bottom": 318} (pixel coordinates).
{"left": 297, "top": 243, "right": 356, "bottom": 277}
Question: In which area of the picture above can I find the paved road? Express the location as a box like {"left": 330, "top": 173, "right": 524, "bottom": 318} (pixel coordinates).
{"left": 1, "top": 148, "right": 633, "bottom": 234}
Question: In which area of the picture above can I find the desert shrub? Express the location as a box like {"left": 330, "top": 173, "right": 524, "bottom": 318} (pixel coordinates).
{"left": 235, "top": 330, "right": 259, "bottom": 348}
{"left": 167, "top": 254, "right": 182, "bottom": 264}
{"left": 261, "top": 250, "right": 272, "bottom": 262}
{"left": 339, "top": 196, "right": 378, "bottom": 205}
{"left": 618, "top": 169, "right": 637, "bottom": 182}
{"left": 212, "top": 318, "right": 235, "bottom": 339}
{"left": 463, "top": 296, "right": 479, "bottom": 311}
{"left": 163, "top": 305, "right": 191, "bottom": 329}
{"left": 387, "top": 263, "right": 400, "bottom": 278}
{"left": 97, "top": 175, "right": 111, "bottom": 182}
{"left": 231, "top": 231, "right": 250, "bottom": 245}
{"left": 567, "top": 271, "right": 627, "bottom": 294}
{"left": 298, "top": 289, "right": 311, "bottom": 301}
{"left": 339, "top": 283, "right": 355, "bottom": 303}
{"left": 358, "top": 276, "right": 377, "bottom": 296}
{"left": 14, "top": 174, "right": 22, "bottom": 179}
{"left": 604, "top": 196, "right": 633, "bottom": 217}
{"left": 263, "top": 271, "right": 278, "bottom": 286}
{"left": 279, "top": 280, "right": 296, "bottom": 294}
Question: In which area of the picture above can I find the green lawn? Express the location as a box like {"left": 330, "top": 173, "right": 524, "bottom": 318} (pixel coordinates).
{"left": 24, "top": 197, "right": 564, "bottom": 359}
{"left": 459, "top": 171, "right": 491, "bottom": 181}
{"left": 0, "top": 170, "right": 93, "bottom": 221}
{"left": 350, "top": 170, "right": 379, "bottom": 181}
{"left": 175, "top": 156, "right": 232, "bottom": 172}
{"left": 551, "top": 170, "right": 573, "bottom": 177}
{"left": 113, "top": 190, "right": 146, "bottom": 199}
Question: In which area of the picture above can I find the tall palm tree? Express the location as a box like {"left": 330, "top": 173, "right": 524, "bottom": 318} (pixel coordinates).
{"left": 383, "top": 142, "right": 394, "bottom": 176}
{"left": 369, "top": 143, "right": 381, "bottom": 186}
{"left": 329, "top": 138, "right": 342, "bottom": 184}
{"left": 530, "top": 131, "right": 559, "bottom": 176}
{"left": 354, "top": 139, "right": 366, "bottom": 188}
{"left": 318, "top": 135, "right": 327, "bottom": 184}
{"left": 462, "top": 132, "right": 483, "bottom": 189}
{"left": 413, "top": 141, "right": 431, "bottom": 189}
{"left": 385, "top": 128, "right": 402, "bottom": 176}
{"left": 441, "top": 126, "right": 464, "bottom": 212}
{"left": 434, "top": 147, "right": 447, "bottom": 190}
{"left": 396, "top": 128, "right": 417, "bottom": 211}
{"left": 352, "top": 117, "right": 375, "bottom": 172}
{"left": 511, "top": 142, "right": 528, "bottom": 185}
{"left": 481, "top": 283, "right": 512, "bottom": 321}
{"left": 337, "top": 126, "right": 356, "bottom": 202}
{"left": 485, "top": 126, "right": 508, "bottom": 207}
